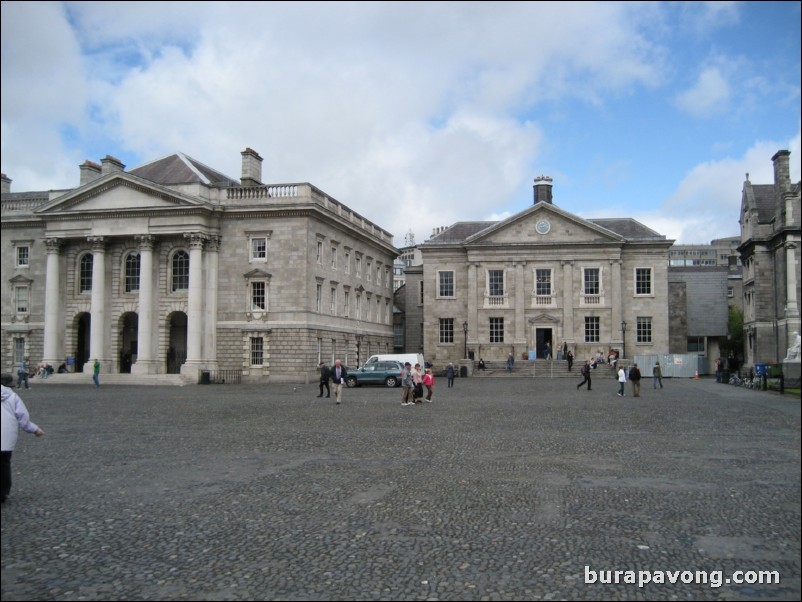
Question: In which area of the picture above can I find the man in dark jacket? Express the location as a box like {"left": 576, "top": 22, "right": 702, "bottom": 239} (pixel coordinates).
{"left": 330, "top": 359, "right": 348, "bottom": 405}
{"left": 629, "top": 363, "right": 642, "bottom": 397}
{"left": 317, "top": 362, "right": 330, "bottom": 398}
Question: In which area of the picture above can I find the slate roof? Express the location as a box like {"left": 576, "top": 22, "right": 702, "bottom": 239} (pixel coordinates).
{"left": 750, "top": 184, "right": 776, "bottom": 223}
{"left": 129, "top": 152, "right": 239, "bottom": 187}
{"left": 588, "top": 218, "right": 666, "bottom": 240}
{"left": 427, "top": 221, "right": 497, "bottom": 243}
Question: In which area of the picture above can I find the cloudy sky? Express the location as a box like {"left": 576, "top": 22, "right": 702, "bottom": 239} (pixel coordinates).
{"left": 2, "top": 1, "right": 800, "bottom": 247}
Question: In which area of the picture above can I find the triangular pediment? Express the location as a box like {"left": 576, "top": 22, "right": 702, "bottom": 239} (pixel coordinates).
{"left": 465, "top": 203, "right": 625, "bottom": 246}
{"left": 243, "top": 269, "right": 272, "bottom": 279}
{"left": 34, "top": 173, "right": 209, "bottom": 215}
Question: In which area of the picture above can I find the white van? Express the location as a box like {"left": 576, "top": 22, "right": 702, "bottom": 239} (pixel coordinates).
{"left": 364, "top": 353, "right": 425, "bottom": 368}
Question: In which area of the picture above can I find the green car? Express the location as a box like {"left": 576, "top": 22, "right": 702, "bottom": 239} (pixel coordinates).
{"left": 345, "top": 361, "right": 405, "bottom": 388}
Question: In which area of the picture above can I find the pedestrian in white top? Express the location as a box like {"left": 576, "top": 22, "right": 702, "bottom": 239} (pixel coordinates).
{"left": 617, "top": 366, "right": 627, "bottom": 397}
{"left": 1, "top": 385, "right": 45, "bottom": 504}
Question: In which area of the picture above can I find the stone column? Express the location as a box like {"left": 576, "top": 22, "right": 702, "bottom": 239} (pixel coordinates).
{"left": 514, "top": 262, "right": 526, "bottom": 346}
{"left": 87, "top": 236, "right": 107, "bottom": 370}
{"left": 562, "top": 261, "right": 575, "bottom": 345}
{"left": 132, "top": 235, "right": 156, "bottom": 375}
{"left": 467, "top": 263, "right": 478, "bottom": 351}
{"left": 181, "top": 233, "right": 205, "bottom": 378}
{"left": 204, "top": 235, "right": 220, "bottom": 370}
{"left": 611, "top": 259, "right": 623, "bottom": 352}
{"left": 43, "top": 238, "right": 62, "bottom": 366}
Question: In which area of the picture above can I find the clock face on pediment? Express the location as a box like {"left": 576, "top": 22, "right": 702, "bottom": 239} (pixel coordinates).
{"left": 535, "top": 219, "right": 551, "bottom": 235}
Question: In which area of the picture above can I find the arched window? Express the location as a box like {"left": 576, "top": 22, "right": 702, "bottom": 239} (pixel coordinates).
{"left": 172, "top": 250, "right": 190, "bottom": 292}
{"left": 125, "top": 252, "right": 141, "bottom": 293}
{"left": 79, "top": 254, "right": 93, "bottom": 293}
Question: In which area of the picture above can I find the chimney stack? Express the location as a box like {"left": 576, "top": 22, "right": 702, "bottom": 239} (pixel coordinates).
{"left": 772, "top": 149, "right": 791, "bottom": 193}
{"left": 241, "top": 147, "right": 263, "bottom": 187}
{"left": 100, "top": 155, "right": 125, "bottom": 175}
{"left": 0, "top": 173, "right": 10, "bottom": 194}
{"left": 80, "top": 160, "right": 102, "bottom": 186}
{"left": 533, "top": 175, "right": 553, "bottom": 204}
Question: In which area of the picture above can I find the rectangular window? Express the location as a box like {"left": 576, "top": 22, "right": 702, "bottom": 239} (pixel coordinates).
{"left": 635, "top": 268, "right": 652, "bottom": 295}
{"left": 344, "top": 291, "right": 350, "bottom": 317}
{"left": 489, "top": 317, "right": 504, "bottom": 343}
{"left": 316, "top": 241, "right": 323, "bottom": 264}
{"left": 419, "top": 280, "right": 424, "bottom": 305}
{"left": 367, "top": 262, "right": 372, "bottom": 282}
{"left": 535, "top": 269, "right": 551, "bottom": 296}
{"left": 344, "top": 251, "right": 351, "bottom": 274}
{"left": 80, "top": 254, "right": 93, "bottom": 293}
{"left": 14, "top": 337, "right": 26, "bottom": 365}
{"left": 250, "top": 337, "right": 264, "bottom": 366}
{"left": 251, "top": 237, "right": 267, "bottom": 261}
{"left": 727, "top": 287, "right": 734, "bottom": 298}
{"left": 584, "top": 316, "right": 600, "bottom": 343}
{"left": 636, "top": 317, "right": 652, "bottom": 343}
{"left": 331, "top": 246, "right": 337, "bottom": 269}
{"left": 16, "top": 246, "right": 29, "bottom": 268}
{"left": 316, "top": 284, "right": 322, "bottom": 312}
{"left": 438, "top": 271, "right": 455, "bottom": 297}
{"left": 330, "top": 287, "right": 337, "bottom": 314}
{"left": 356, "top": 257, "right": 362, "bottom": 277}
{"left": 14, "top": 286, "right": 29, "bottom": 314}
{"left": 125, "top": 252, "right": 141, "bottom": 293}
{"left": 356, "top": 295, "right": 362, "bottom": 319}
{"left": 488, "top": 270, "right": 504, "bottom": 297}
{"left": 584, "top": 268, "right": 600, "bottom": 295}
{"left": 252, "top": 281, "right": 266, "bottom": 311}
{"left": 439, "top": 318, "right": 454, "bottom": 344}
{"left": 687, "top": 336, "right": 705, "bottom": 352}
{"left": 394, "top": 323, "right": 404, "bottom": 347}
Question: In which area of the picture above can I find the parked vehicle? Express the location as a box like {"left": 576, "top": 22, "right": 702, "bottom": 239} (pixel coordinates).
{"left": 364, "top": 353, "right": 426, "bottom": 368}
{"left": 345, "top": 360, "right": 405, "bottom": 388}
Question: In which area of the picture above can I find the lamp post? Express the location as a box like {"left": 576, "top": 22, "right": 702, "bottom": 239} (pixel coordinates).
{"left": 621, "top": 320, "right": 627, "bottom": 360}
{"left": 463, "top": 321, "right": 469, "bottom": 360}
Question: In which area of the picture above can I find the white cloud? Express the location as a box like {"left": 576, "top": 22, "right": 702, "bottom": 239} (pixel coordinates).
{"left": 675, "top": 66, "right": 732, "bottom": 118}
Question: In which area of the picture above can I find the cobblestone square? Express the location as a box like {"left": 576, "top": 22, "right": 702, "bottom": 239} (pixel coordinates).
{"left": 1, "top": 377, "right": 800, "bottom": 601}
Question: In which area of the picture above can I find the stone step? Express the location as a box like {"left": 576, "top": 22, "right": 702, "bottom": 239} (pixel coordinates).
{"left": 26, "top": 373, "right": 189, "bottom": 386}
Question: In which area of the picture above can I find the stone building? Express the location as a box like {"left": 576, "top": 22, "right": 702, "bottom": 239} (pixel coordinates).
{"left": 415, "top": 177, "right": 674, "bottom": 367}
{"left": 738, "top": 149, "right": 801, "bottom": 368}
{"left": 1, "top": 148, "right": 398, "bottom": 383}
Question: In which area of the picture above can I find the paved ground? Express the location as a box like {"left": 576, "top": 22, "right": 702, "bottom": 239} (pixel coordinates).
{"left": 1, "top": 375, "right": 799, "bottom": 601}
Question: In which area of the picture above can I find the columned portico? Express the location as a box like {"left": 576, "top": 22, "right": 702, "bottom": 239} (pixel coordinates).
{"left": 42, "top": 238, "right": 62, "bottom": 366}
{"left": 203, "top": 235, "right": 220, "bottom": 371}
{"left": 181, "top": 233, "right": 206, "bottom": 379}
{"left": 86, "top": 236, "right": 107, "bottom": 371}
{"left": 132, "top": 235, "right": 156, "bottom": 375}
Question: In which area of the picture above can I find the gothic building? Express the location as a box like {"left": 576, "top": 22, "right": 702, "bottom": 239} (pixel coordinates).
{"left": 1, "top": 149, "right": 398, "bottom": 383}
{"left": 411, "top": 177, "right": 674, "bottom": 366}
{"left": 738, "top": 149, "right": 801, "bottom": 367}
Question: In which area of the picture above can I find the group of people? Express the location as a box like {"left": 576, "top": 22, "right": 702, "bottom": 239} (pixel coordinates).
{"left": 577, "top": 359, "right": 663, "bottom": 394}
{"left": 17, "top": 357, "right": 99, "bottom": 389}
{"left": 317, "top": 360, "right": 441, "bottom": 406}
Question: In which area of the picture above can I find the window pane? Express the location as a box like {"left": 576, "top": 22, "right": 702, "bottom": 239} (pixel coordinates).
{"left": 15, "top": 287, "right": 28, "bottom": 313}
{"left": 489, "top": 317, "right": 504, "bottom": 343}
{"left": 488, "top": 271, "right": 504, "bottom": 296}
{"left": 636, "top": 317, "right": 652, "bottom": 343}
{"left": 172, "top": 251, "right": 189, "bottom": 291}
{"left": 252, "top": 281, "right": 266, "bottom": 310}
{"left": 17, "top": 246, "right": 29, "bottom": 267}
{"left": 252, "top": 238, "right": 266, "bottom": 260}
{"left": 584, "top": 317, "right": 600, "bottom": 342}
{"left": 584, "top": 269, "right": 599, "bottom": 295}
{"left": 250, "top": 337, "right": 264, "bottom": 365}
{"left": 635, "top": 268, "right": 652, "bottom": 295}
{"left": 439, "top": 271, "right": 454, "bottom": 297}
{"left": 80, "top": 254, "right": 93, "bottom": 293}
{"left": 125, "top": 252, "right": 141, "bottom": 293}
{"left": 439, "top": 318, "right": 454, "bottom": 343}
{"left": 536, "top": 269, "right": 551, "bottom": 296}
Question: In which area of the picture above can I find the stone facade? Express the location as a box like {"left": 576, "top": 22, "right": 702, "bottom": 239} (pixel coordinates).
{"left": 738, "top": 150, "right": 802, "bottom": 368}
{"left": 414, "top": 183, "right": 673, "bottom": 368}
{"left": 1, "top": 149, "right": 398, "bottom": 383}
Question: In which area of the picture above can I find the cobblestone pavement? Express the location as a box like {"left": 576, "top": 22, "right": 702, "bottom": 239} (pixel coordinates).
{"left": 1, "top": 376, "right": 799, "bottom": 601}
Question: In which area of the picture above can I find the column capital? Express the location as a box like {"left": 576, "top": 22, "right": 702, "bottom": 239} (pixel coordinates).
{"left": 135, "top": 234, "right": 156, "bottom": 251}
{"left": 184, "top": 232, "right": 207, "bottom": 249}
{"left": 206, "top": 235, "right": 221, "bottom": 252}
{"left": 87, "top": 236, "right": 105, "bottom": 251}
{"left": 44, "top": 238, "right": 63, "bottom": 253}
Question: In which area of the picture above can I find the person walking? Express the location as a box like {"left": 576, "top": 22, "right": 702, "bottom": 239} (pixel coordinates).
{"left": 317, "top": 362, "right": 331, "bottom": 398}
{"left": 653, "top": 362, "right": 664, "bottom": 389}
{"left": 506, "top": 353, "right": 514, "bottom": 373}
{"left": 92, "top": 359, "right": 101, "bottom": 388}
{"left": 401, "top": 362, "right": 414, "bottom": 406}
{"left": 446, "top": 363, "right": 455, "bottom": 388}
{"left": 423, "top": 368, "right": 435, "bottom": 402}
{"left": 17, "top": 357, "right": 31, "bottom": 390}
{"left": 566, "top": 350, "right": 574, "bottom": 372}
{"left": 1, "top": 385, "right": 45, "bottom": 504}
{"left": 577, "top": 360, "right": 592, "bottom": 390}
{"left": 617, "top": 365, "right": 627, "bottom": 396}
{"left": 330, "top": 359, "right": 347, "bottom": 404}
{"left": 411, "top": 363, "right": 424, "bottom": 404}
{"left": 629, "top": 363, "right": 642, "bottom": 397}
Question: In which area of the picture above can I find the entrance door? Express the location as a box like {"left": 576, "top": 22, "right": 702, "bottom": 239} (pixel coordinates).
{"left": 119, "top": 313, "right": 138, "bottom": 373}
{"left": 536, "top": 328, "right": 553, "bottom": 359}
{"left": 167, "top": 312, "right": 187, "bottom": 374}
{"left": 76, "top": 313, "right": 91, "bottom": 372}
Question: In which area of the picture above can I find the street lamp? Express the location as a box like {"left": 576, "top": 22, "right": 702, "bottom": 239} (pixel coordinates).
{"left": 621, "top": 320, "right": 627, "bottom": 360}
{"left": 463, "top": 321, "right": 469, "bottom": 360}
